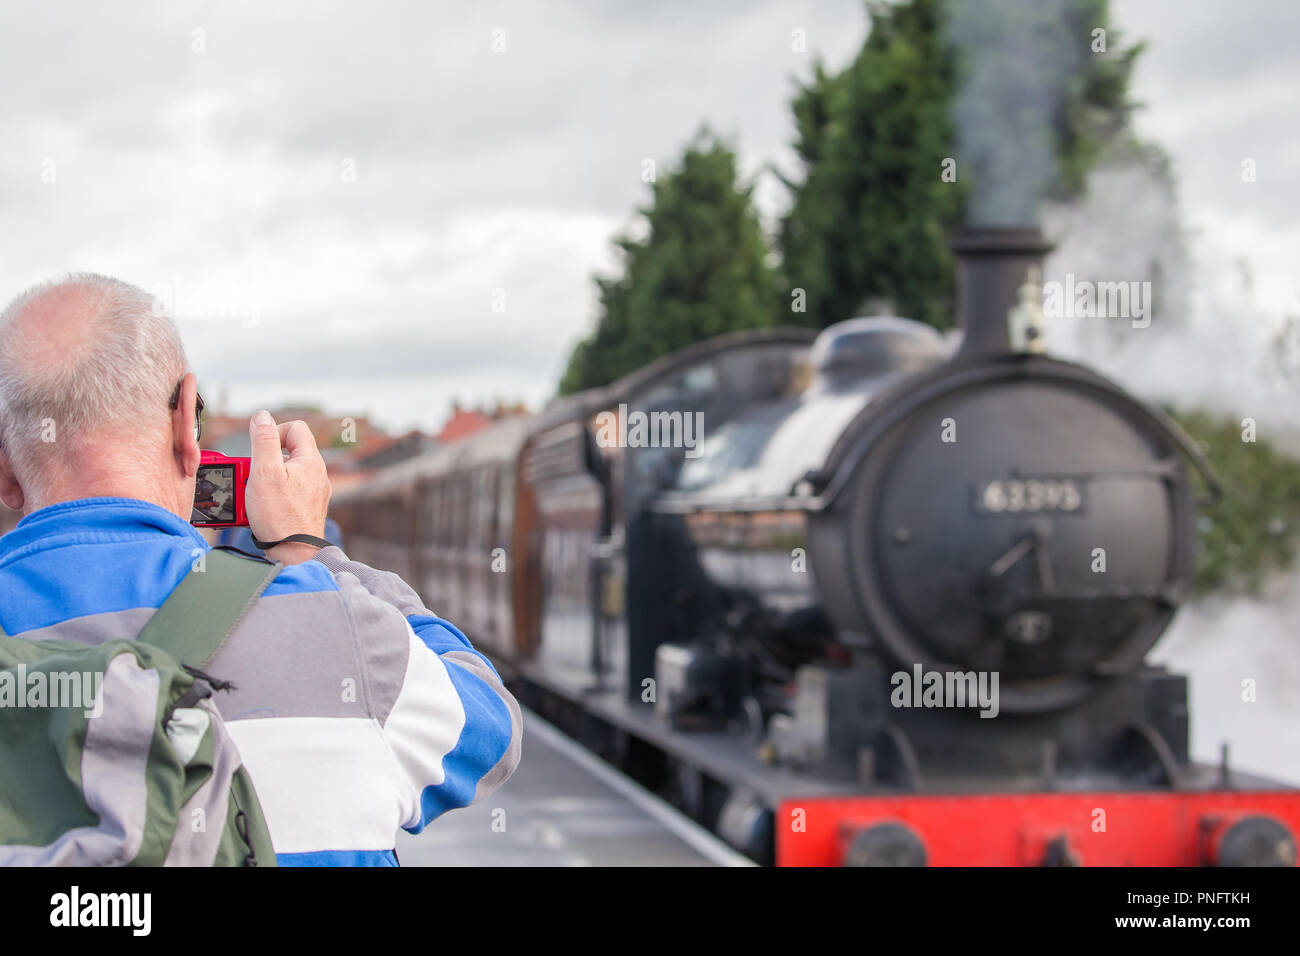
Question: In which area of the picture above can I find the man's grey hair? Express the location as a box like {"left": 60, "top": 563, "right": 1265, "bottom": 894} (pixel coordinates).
{"left": 0, "top": 273, "right": 188, "bottom": 477}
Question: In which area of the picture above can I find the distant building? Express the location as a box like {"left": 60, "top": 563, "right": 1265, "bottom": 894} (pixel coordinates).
{"left": 354, "top": 430, "right": 440, "bottom": 470}
{"left": 437, "top": 400, "right": 529, "bottom": 444}
{"left": 197, "top": 400, "right": 529, "bottom": 480}
{"left": 200, "top": 406, "right": 390, "bottom": 477}
{"left": 437, "top": 407, "right": 494, "bottom": 443}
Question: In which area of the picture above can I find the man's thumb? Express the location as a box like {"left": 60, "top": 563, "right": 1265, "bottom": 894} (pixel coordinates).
{"left": 249, "top": 410, "right": 282, "bottom": 462}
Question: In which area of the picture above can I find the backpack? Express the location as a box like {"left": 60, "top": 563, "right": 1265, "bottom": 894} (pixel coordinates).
{"left": 0, "top": 548, "right": 280, "bottom": 866}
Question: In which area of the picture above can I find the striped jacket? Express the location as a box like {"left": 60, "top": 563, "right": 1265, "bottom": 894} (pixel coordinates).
{"left": 0, "top": 497, "right": 523, "bottom": 866}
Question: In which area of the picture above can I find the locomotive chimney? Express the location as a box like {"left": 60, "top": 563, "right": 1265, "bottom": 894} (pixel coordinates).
{"left": 950, "top": 228, "right": 1053, "bottom": 359}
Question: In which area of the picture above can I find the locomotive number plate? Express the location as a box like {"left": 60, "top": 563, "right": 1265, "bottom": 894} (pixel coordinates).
{"left": 973, "top": 478, "right": 1085, "bottom": 515}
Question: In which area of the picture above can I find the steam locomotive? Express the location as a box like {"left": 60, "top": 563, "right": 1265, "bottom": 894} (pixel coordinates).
{"left": 335, "top": 227, "right": 1300, "bottom": 866}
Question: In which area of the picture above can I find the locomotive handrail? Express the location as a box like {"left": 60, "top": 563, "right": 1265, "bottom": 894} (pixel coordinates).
{"left": 1142, "top": 405, "right": 1225, "bottom": 507}
{"left": 1126, "top": 721, "right": 1186, "bottom": 790}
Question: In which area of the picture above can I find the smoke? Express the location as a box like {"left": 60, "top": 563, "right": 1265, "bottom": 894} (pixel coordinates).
{"left": 1152, "top": 572, "right": 1300, "bottom": 785}
{"left": 1040, "top": 144, "right": 1300, "bottom": 784}
{"left": 1041, "top": 145, "right": 1300, "bottom": 451}
{"left": 945, "top": 0, "right": 1088, "bottom": 227}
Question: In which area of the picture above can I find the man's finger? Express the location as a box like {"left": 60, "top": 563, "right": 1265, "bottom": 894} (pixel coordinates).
{"left": 277, "top": 420, "right": 321, "bottom": 460}
{"left": 249, "top": 410, "right": 284, "bottom": 469}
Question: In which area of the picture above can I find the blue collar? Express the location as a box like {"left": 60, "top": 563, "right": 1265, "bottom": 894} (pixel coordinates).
{"left": 0, "top": 497, "right": 208, "bottom": 565}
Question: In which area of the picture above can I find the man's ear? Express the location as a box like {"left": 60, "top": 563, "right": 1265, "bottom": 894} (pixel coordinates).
{"left": 0, "top": 446, "right": 25, "bottom": 512}
{"left": 171, "top": 372, "right": 202, "bottom": 479}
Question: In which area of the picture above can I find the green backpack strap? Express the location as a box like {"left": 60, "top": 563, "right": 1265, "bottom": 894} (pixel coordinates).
{"left": 137, "top": 548, "right": 282, "bottom": 667}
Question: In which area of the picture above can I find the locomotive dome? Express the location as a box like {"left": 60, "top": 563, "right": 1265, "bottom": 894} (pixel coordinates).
{"left": 808, "top": 316, "right": 950, "bottom": 387}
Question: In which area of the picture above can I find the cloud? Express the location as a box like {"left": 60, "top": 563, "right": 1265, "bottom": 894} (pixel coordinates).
{"left": 0, "top": 0, "right": 867, "bottom": 431}
{"left": 1114, "top": 0, "right": 1300, "bottom": 314}
{"left": 0, "top": 1, "right": 1294, "bottom": 434}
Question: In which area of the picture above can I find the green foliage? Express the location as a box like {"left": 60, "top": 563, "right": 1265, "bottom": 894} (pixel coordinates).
{"left": 778, "top": 0, "right": 1142, "bottom": 330}
{"left": 779, "top": 0, "right": 963, "bottom": 330}
{"left": 1058, "top": 4, "right": 1145, "bottom": 195}
{"left": 559, "top": 130, "right": 780, "bottom": 395}
{"left": 1170, "top": 408, "right": 1300, "bottom": 595}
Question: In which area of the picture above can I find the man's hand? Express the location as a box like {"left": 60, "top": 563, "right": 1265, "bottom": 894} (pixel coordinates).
{"left": 246, "top": 409, "right": 331, "bottom": 565}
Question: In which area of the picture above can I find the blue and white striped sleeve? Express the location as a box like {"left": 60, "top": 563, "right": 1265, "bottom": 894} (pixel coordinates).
{"left": 312, "top": 546, "right": 524, "bottom": 832}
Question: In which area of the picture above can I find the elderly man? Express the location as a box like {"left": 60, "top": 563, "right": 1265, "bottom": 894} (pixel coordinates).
{"left": 0, "top": 273, "right": 522, "bottom": 865}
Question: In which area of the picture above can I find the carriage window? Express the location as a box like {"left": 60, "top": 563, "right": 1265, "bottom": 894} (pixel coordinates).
{"left": 436, "top": 478, "right": 449, "bottom": 545}
{"left": 682, "top": 363, "right": 718, "bottom": 397}
{"left": 497, "top": 467, "right": 514, "bottom": 545}
{"left": 435, "top": 479, "right": 445, "bottom": 544}
{"left": 468, "top": 470, "right": 481, "bottom": 549}
{"left": 480, "top": 468, "right": 499, "bottom": 551}
{"left": 435, "top": 479, "right": 446, "bottom": 545}
{"left": 625, "top": 362, "right": 720, "bottom": 488}
{"left": 637, "top": 362, "right": 719, "bottom": 412}
{"left": 420, "top": 480, "right": 435, "bottom": 544}
{"left": 450, "top": 476, "right": 465, "bottom": 546}
{"left": 471, "top": 468, "right": 493, "bottom": 550}
{"left": 464, "top": 475, "right": 474, "bottom": 545}
{"left": 444, "top": 479, "right": 457, "bottom": 545}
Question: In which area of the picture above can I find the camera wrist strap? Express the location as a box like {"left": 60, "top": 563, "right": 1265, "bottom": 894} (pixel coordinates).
{"left": 251, "top": 533, "right": 333, "bottom": 551}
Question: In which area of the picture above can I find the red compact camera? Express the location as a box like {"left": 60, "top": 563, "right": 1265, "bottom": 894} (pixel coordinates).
{"left": 192, "top": 451, "right": 251, "bottom": 528}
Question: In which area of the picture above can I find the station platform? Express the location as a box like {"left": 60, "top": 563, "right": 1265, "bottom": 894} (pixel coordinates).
{"left": 395, "top": 706, "right": 754, "bottom": 866}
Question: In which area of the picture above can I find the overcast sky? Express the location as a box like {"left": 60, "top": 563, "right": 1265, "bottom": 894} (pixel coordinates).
{"left": 1, "top": 0, "right": 1295, "bottom": 434}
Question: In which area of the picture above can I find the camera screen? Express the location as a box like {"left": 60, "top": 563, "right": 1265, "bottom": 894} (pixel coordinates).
{"left": 193, "top": 464, "right": 237, "bottom": 525}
